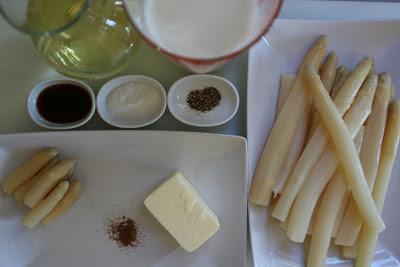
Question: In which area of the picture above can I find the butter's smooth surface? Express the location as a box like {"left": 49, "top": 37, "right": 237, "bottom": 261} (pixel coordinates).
{"left": 144, "top": 172, "right": 220, "bottom": 252}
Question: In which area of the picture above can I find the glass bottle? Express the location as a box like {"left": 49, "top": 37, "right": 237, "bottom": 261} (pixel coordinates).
{"left": 1, "top": 0, "right": 141, "bottom": 79}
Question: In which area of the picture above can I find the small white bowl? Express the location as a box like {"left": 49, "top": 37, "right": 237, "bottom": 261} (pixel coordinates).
{"left": 97, "top": 75, "right": 166, "bottom": 128}
{"left": 167, "top": 74, "right": 239, "bottom": 127}
{"left": 27, "top": 78, "right": 96, "bottom": 130}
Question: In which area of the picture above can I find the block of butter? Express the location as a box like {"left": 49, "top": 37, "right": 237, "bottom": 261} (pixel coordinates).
{"left": 144, "top": 172, "right": 220, "bottom": 252}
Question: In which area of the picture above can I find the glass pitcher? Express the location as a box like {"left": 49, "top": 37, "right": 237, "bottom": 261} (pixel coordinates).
{"left": 0, "top": 0, "right": 141, "bottom": 79}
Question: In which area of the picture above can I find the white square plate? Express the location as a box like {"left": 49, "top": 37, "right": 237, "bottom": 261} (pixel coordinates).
{"left": 247, "top": 19, "right": 400, "bottom": 267}
{"left": 0, "top": 131, "right": 247, "bottom": 267}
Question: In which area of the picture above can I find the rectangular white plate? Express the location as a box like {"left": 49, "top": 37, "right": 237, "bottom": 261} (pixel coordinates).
{"left": 247, "top": 19, "right": 400, "bottom": 267}
{"left": 0, "top": 131, "right": 247, "bottom": 267}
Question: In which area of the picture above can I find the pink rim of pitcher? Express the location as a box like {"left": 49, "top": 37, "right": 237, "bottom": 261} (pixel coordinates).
{"left": 123, "top": 0, "right": 283, "bottom": 66}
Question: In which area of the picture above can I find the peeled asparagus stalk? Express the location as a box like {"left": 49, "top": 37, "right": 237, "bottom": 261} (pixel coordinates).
{"left": 306, "top": 129, "right": 364, "bottom": 267}
{"left": 42, "top": 180, "right": 81, "bottom": 225}
{"left": 331, "top": 66, "right": 350, "bottom": 98}
{"left": 273, "top": 74, "right": 306, "bottom": 196}
{"left": 249, "top": 36, "right": 327, "bottom": 206}
{"left": 356, "top": 100, "right": 400, "bottom": 267}
{"left": 1, "top": 148, "right": 59, "bottom": 194}
{"left": 287, "top": 127, "right": 367, "bottom": 242}
{"left": 319, "top": 52, "right": 338, "bottom": 94}
{"left": 303, "top": 65, "right": 385, "bottom": 233}
{"left": 287, "top": 142, "right": 335, "bottom": 241}
{"left": 281, "top": 196, "right": 322, "bottom": 236}
{"left": 273, "top": 74, "right": 297, "bottom": 195}
{"left": 14, "top": 158, "right": 59, "bottom": 203}
{"left": 24, "top": 160, "right": 76, "bottom": 208}
{"left": 21, "top": 180, "right": 69, "bottom": 229}
{"left": 309, "top": 63, "right": 347, "bottom": 136}
{"left": 273, "top": 116, "right": 309, "bottom": 196}
{"left": 334, "top": 65, "right": 347, "bottom": 85}
{"left": 332, "top": 191, "right": 350, "bottom": 238}
{"left": 277, "top": 74, "right": 296, "bottom": 113}
{"left": 306, "top": 193, "right": 324, "bottom": 236}
{"left": 342, "top": 241, "right": 359, "bottom": 258}
{"left": 308, "top": 170, "right": 347, "bottom": 266}
{"left": 272, "top": 59, "right": 373, "bottom": 221}
{"left": 308, "top": 52, "right": 338, "bottom": 143}
{"left": 335, "top": 73, "right": 392, "bottom": 246}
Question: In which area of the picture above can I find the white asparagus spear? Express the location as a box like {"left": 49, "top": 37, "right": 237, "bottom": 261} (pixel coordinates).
{"left": 277, "top": 74, "right": 296, "bottom": 113}
{"left": 342, "top": 241, "right": 358, "bottom": 258}
{"left": 309, "top": 64, "right": 348, "bottom": 137}
{"left": 306, "top": 128, "right": 364, "bottom": 267}
{"left": 42, "top": 180, "right": 81, "bottom": 225}
{"left": 273, "top": 74, "right": 306, "bottom": 196}
{"left": 272, "top": 59, "right": 373, "bottom": 221}
{"left": 306, "top": 192, "right": 324, "bottom": 236}
{"left": 14, "top": 158, "right": 59, "bottom": 203}
{"left": 281, "top": 194, "right": 323, "bottom": 235}
{"left": 332, "top": 191, "right": 350, "bottom": 238}
{"left": 331, "top": 66, "right": 350, "bottom": 98}
{"left": 320, "top": 52, "right": 338, "bottom": 94}
{"left": 274, "top": 118, "right": 310, "bottom": 196}
{"left": 308, "top": 52, "right": 339, "bottom": 135}
{"left": 273, "top": 108, "right": 310, "bottom": 196}
{"left": 287, "top": 131, "right": 367, "bottom": 242}
{"left": 308, "top": 170, "right": 347, "bottom": 265}
{"left": 1, "top": 148, "right": 59, "bottom": 194}
{"left": 21, "top": 180, "right": 69, "bottom": 229}
{"left": 250, "top": 36, "right": 327, "bottom": 206}
{"left": 303, "top": 65, "right": 385, "bottom": 232}
{"left": 334, "top": 65, "right": 347, "bottom": 85}
{"left": 356, "top": 100, "right": 400, "bottom": 267}
{"left": 24, "top": 160, "right": 76, "bottom": 208}
{"left": 335, "top": 73, "right": 392, "bottom": 246}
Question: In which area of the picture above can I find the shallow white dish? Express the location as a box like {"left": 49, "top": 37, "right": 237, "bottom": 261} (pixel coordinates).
{"left": 168, "top": 75, "right": 239, "bottom": 127}
{"left": 97, "top": 75, "right": 166, "bottom": 128}
{"left": 247, "top": 19, "right": 400, "bottom": 267}
{"left": 27, "top": 79, "right": 96, "bottom": 130}
{"left": 0, "top": 130, "right": 247, "bottom": 267}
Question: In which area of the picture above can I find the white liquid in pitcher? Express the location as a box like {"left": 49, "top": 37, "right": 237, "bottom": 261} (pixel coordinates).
{"left": 144, "top": 0, "right": 256, "bottom": 58}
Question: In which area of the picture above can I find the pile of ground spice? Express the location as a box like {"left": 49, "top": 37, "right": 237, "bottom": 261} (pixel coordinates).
{"left": 106, "top": 216, "right": 140, "bottom": 249}
{"left": 186, "top": 86, "right": 221, "bottom": 112}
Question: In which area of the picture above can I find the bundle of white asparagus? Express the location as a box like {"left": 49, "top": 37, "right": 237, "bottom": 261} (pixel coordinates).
{"left": 249, "top": 35, "right": 400, "bottom": 266}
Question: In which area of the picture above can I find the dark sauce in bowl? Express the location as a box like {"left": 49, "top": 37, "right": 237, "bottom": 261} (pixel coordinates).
{"left": 37, "top": 83, "right": 92, "bottom": 124}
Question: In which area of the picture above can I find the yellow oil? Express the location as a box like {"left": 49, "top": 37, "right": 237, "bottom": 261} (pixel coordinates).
{"left": 27, "top": 0, "right": 141, "bottom": 79}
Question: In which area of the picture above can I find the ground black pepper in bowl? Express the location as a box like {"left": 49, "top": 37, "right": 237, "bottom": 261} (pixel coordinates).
{"left": 186, "top": 86, "right": 221, "bottom": 112}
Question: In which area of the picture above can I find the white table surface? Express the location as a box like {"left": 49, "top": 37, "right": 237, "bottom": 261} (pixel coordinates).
{"left": 1, "top": 1, "right": 400, "bottom": 267}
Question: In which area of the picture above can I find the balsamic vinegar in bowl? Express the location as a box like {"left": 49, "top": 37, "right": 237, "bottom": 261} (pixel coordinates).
{"left": 36, "top": 83, "right": 93, "bottom": 124}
